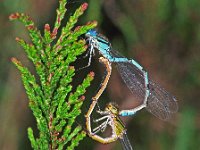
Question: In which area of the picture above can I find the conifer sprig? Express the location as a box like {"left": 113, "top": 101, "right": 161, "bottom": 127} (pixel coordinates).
{"left": 10, "top": 0, "right": 97, "bottom": 149}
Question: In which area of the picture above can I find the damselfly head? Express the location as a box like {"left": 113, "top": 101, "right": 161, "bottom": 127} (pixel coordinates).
{"left": 105, "top": 102, "right": 119, "bottom": 115}
{"left": 85, "top": 29, "right": 97, "bottom": 37}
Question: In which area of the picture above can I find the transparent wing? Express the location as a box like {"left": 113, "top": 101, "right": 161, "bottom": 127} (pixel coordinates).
{"left": 111, "top": 50, "right": 178, "bottom": 120}
{"left": 110, "top": 50, "right": 146, "bottom": 102}
{"left": 119, "top": 131, "right": 133, "bottom": 150}
{"left": 147, "top": 80, "right": 178, "bottom": 120}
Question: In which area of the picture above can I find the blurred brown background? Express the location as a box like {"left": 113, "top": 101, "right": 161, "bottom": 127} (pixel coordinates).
{"left": 0, "top": 0, "right": 200, "bottom": 150}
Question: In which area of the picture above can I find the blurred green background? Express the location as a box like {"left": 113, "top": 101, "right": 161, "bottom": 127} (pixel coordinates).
{"left": 1, "top": 0, "right": 200, "bottom": 150}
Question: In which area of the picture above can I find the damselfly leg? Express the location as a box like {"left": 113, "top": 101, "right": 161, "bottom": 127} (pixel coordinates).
{"left": 85, "top": 57, "right": 133, "bottom": 149}
{"left": 85, "top": 57, "right": 116, "bottom": 144}
{"left": 85, "top": 29, "right": 178, "bottom": 121}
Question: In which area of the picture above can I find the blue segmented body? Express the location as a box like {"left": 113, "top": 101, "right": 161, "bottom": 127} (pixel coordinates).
{"left": 85, "top": 29, "right": 178, "bottom": 121}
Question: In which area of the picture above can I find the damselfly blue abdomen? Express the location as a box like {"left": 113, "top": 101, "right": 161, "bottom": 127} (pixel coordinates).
{"left": 85, "top": 29, "right": 178, "bottom": 121}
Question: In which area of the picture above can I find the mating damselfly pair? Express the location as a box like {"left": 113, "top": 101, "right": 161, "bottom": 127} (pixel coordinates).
{"left": 84, "top": 29, "right": 178, "bottom": 150}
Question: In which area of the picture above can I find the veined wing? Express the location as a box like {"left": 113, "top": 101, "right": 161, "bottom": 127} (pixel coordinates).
{"left": 147, "top": 80, "right": 178, "bottom": 120}
{"left": 110, "top": 50, "right": 147, "bottom": 102}
{"left": 113, "top": 52, "right": 178, "bottom": 120}
{"left": 119, "top": 131, "right": 133, "bottom": 150}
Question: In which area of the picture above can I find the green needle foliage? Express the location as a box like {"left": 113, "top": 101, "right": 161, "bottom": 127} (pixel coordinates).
{"left": 9, "top": 0, "right": 97, "bottom": 149}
